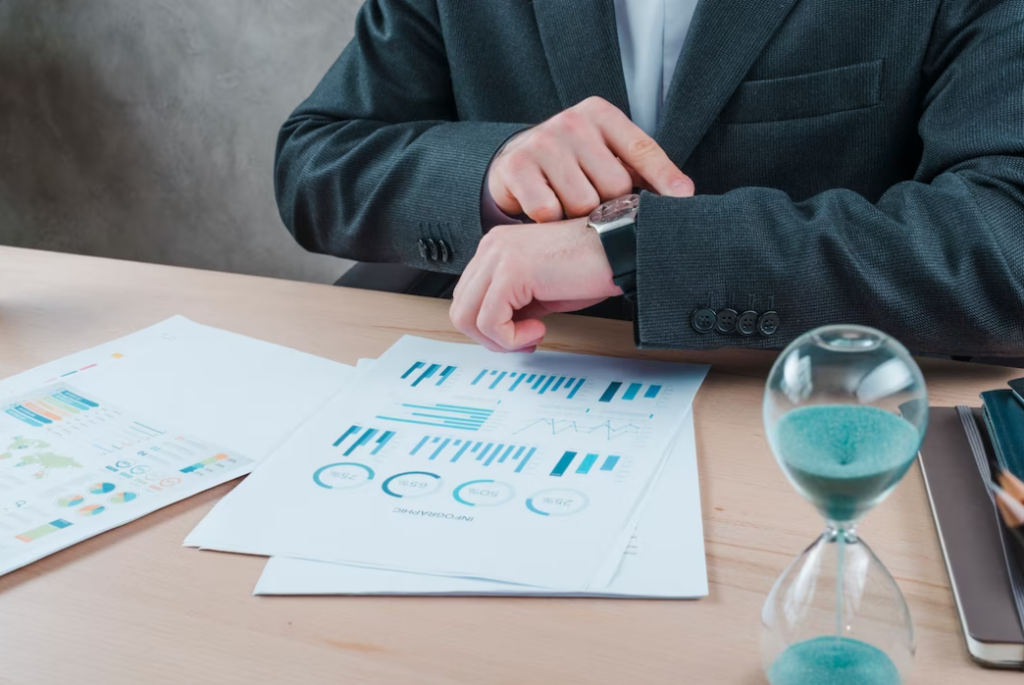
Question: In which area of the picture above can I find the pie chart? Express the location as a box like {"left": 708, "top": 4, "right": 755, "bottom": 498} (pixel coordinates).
{"left": 109, "top": 491, "right": 138, "bottom": 505}
{"left": 55, "top": 494, "right": 85, "bottom": 508}
{"left": 77, "top": 504, "right": 106, "bottom": 517}
{"left": 89, "top": 482, "right": 116, "bottom": 495}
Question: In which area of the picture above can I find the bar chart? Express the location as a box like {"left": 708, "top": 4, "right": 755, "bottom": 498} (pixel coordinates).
{"left": 332, "top": 425, "right": 396, "bottom": 456}
{"left": 4, "top": 388, "right": 101, "bottom": 428}
{"left": 15, "top": 518, "right": 72, "bottom": 542}
{"left": 1, "top": 384, "right": 171, "bottom": 458}
{"left": 598, "top": 382, "right": 662, "bottom": 403}
{"left": 401, "top": 361, "right": 457, "bottom": 387}
{"left": 470, "top": 369, "right": 587, "bottom": 399}
{"left": 179, "top": 452, "right": 231, "bottom": 474}
{"left": 549, "top": 450, "right": 621, "bottom": 477}
{"left": 514, "top": 418, "right": 641, "bottom": 441}
{"left": 376, "top": 403, "right": 493, "bottom": 431}
{"left": 409, "top": 435, "right": 537, "bottom": 473}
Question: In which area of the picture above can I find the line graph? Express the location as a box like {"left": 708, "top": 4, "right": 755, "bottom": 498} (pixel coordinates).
{"left": 513, "top": 418, "right": 642, "bottom": 441}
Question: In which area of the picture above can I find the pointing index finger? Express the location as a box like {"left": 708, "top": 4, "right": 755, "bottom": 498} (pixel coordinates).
{"left": 596, "top": 108, "right": 694, "bottom": 198}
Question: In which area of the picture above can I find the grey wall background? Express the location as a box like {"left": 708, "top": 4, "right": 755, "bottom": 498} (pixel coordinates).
{"left": 0, "top": 0, "right": 360, "bottom": 283}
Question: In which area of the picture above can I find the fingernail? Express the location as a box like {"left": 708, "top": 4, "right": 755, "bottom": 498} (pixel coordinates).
{"left": 670, "top": 177, "right": 693, "bottom": 195}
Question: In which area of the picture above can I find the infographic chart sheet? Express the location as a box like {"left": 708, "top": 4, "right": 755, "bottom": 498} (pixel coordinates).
{"left": 0, "top": 316, "right": 355, "bottom": 576}
{"left": 254, "top": 412, "right": 706, "bottom": 597}
{"left": 188, "top": 336, "right": 709, "bottom": 589}
{"left": 0, "top": 383, "right": 250, "bottom": 575}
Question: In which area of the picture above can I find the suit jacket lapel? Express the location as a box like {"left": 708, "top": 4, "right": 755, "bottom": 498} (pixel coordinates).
{"left": 657, "top": 0, "right": 802, "bottom": 164}
{"left": 532, "top": 0, "right": 631, "bottom": 117}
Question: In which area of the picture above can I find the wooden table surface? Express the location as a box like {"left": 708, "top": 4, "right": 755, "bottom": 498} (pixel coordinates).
{"left": 0, "top": 246, "right": 1018, "bottom": 685}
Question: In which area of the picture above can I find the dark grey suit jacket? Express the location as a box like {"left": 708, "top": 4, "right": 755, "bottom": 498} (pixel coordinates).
{"left": 274, "top": 0, "right": 1024, "bottom": 356}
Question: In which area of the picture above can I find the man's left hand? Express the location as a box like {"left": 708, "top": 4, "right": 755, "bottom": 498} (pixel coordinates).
{"left": 450, "top": 219, "right": 622, "bottom": 352}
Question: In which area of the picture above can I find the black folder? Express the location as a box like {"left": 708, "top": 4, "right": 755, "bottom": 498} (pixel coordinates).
{"left": 918, "top": 406, "right": 1024, "bottom": 668}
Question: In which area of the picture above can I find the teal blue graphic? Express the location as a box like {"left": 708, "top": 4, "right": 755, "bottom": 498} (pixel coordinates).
{"left": 377, "top": 403, "right": 493, "bottom": 431}
{"left": 381, "top": 471, "right": 442, "bottom": 498}
{"left": 452, "top": 479, "right": 515, "bottom": 507}
{"left": 471, "top": 369, "right": 587, "bottom": 398}
{"left": 525, "top": 488, "right": 589, "bottom": 516}
{"left": 313, "top": 462, "right": 375, "bottom": 490}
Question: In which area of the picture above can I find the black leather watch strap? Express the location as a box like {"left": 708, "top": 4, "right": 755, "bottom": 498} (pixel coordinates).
{"left": 598, "top": 223, "right": 637, "bottom": 296}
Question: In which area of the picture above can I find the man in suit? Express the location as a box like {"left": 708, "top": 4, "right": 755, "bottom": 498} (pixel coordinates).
{"left": 274, "top": 0, "right": 1024, "bottom": 356}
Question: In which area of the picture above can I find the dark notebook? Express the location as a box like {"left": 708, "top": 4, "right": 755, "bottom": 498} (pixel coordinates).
{"left": 919, "top": 406, "right": 1024, "bottom": 668}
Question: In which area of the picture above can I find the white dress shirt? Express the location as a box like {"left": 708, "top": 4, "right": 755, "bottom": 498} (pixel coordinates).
{"left": 481, "top": 0, "right": 699, "bottom": 226}
{"left": 614, "top": 0, "right": 700, "bottom": 136}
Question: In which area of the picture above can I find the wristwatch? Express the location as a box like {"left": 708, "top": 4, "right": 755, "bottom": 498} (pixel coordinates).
{"left": 588, "top": 194, "right": 639, "bottom": 296}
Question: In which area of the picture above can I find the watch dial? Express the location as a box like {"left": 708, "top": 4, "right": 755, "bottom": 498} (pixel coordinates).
{"left": 591, "top": 194, "right": 640, "bottom": 224}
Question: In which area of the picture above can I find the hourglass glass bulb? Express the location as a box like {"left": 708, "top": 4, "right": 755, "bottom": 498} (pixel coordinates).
{"left": 760, "top": 325, "right": 927, "bottom": 685}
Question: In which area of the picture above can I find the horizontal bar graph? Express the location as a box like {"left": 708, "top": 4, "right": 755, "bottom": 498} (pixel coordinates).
{"left": 377, "top": 403, "right": 493, "bottom": 431}
{"left": 16, "top": 518, "right": 72, "bottom": 542}
{"left": 550, "top": 451, "right": 621, "bottom": 477}
{"left": 470, "top": 369, "right": 587, "bottom": 399}
{"left": 180, "top": 453, "right": 230, "bottom": 474}
{"left": 333, "top": 426, "right": 396, "bottom": 456}
{"left": 598, "top": 381, "right": 662, "bottom": 403}
{"left": 402, "top": 361, "right": 457, "bottom": 387}
{"left": 4, "top": 388, "right": 102, "bottom": 427}
{"left": 409, "top": 435, "right": 537, "bottom": 473}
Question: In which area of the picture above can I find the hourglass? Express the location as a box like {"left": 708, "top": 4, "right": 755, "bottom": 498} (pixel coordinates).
{"left": 761, "top": 325, "right": 928, "bottom": 685}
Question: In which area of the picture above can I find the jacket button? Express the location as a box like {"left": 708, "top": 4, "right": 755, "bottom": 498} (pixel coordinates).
{"left": 715, "top": 308, "right": 737, "bottom": 334}
{"left": 736, "top": 310, "right": 758, "bottom": 336}
{"left": 439, "top": 240, "right": 450, "bottom": 263}
{"left": 418, "top": 238, "right": 428, "bottom": 260}
{"left": 426, "top": 238, "right": 438, "bottom": 261}
{"left": 758, "top": 311, "right": 781, "bottom": 336}
{"left": 691, "top": 308, "right": 716, "bottom": 333}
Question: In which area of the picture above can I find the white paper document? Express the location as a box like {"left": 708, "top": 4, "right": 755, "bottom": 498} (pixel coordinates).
{"left": 254, "top": 411, "right": 706, "bottom": 598}
{"left": 0, "top": 317, "right": 354, "bottom": 576}
{"left": 187, "top": 336, "right": 708, "bottom": 589}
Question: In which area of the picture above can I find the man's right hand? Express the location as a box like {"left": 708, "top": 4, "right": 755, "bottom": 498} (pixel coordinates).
{"left": 487, "top": 96, "right": 695, "bottom": 222}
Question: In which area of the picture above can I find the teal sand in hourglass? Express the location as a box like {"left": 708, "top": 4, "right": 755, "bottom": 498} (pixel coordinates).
{"left": 761, "top": 325, "right": 928, "bottom": 685}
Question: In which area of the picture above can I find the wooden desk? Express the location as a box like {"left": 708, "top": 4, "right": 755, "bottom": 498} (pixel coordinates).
{"left": 0, "top": 246, "right": 1018, "bottom": 684}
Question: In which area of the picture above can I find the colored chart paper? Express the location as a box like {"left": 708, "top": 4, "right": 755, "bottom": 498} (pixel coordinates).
{"left": 187, "top": 336, "right": 708, "bottom": 590}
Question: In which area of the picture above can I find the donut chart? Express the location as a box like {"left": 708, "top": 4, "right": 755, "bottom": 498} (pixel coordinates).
{"left": 525, "top": 488, "right": 589, "bottom": 517}
{"left": 381, "top": 471, "right": 442, "bottom": 498}
{"left": 313, "top": 462, "right": 375, "bottom": 490}
{"left": 452, "top": 479, "right": 515, "bottom": 507}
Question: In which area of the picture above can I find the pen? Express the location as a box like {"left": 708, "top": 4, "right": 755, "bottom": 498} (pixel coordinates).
{"left": 990, "top": 482, "right": 1024, "bottom": 550}
{"left": 998, "top": 468, "right": 1024, "bottom": 503}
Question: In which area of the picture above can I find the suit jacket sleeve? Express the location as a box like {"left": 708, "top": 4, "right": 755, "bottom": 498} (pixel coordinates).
{"left": 635, "top": 0, "right": 1024, "bottom": 356}
{"left": 274, "top": 0, "right": 528, "bottom": 273}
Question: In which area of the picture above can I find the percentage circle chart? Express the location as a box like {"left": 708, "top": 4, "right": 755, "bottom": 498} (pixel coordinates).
{"left": 109, "top": 491, "right": 138, "bottom": 505}
{"left": 452, "top": 479, "right": 515, "bottom": 507}
{"left": 88, "top": 482, "right": 116, "bottom": 495}
{"left": 76, "top": 504, "right": 106, "bottom": 517}
{"left": 313, "top": 462, "right": 375, "bottom": 490}
{"left": 55, "top": 494, "right": 85, "bottom": 508}
{"left": 381, "top": 471, "right": 442, "bottom": 498}
{"left": 525, "top": 488, "right": 590, "bottom": 517}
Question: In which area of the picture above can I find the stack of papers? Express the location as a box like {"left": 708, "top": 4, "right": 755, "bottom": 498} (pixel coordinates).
{"left": 188, "top": 336, "right": 710, "bottom": 597}
{"left": 0, "top": 317, "right": 353, "bottom": 576}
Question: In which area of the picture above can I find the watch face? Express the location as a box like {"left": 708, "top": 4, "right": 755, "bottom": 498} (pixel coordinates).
{"left": 589, "top": 194, "right": 640, "bottom": 233}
